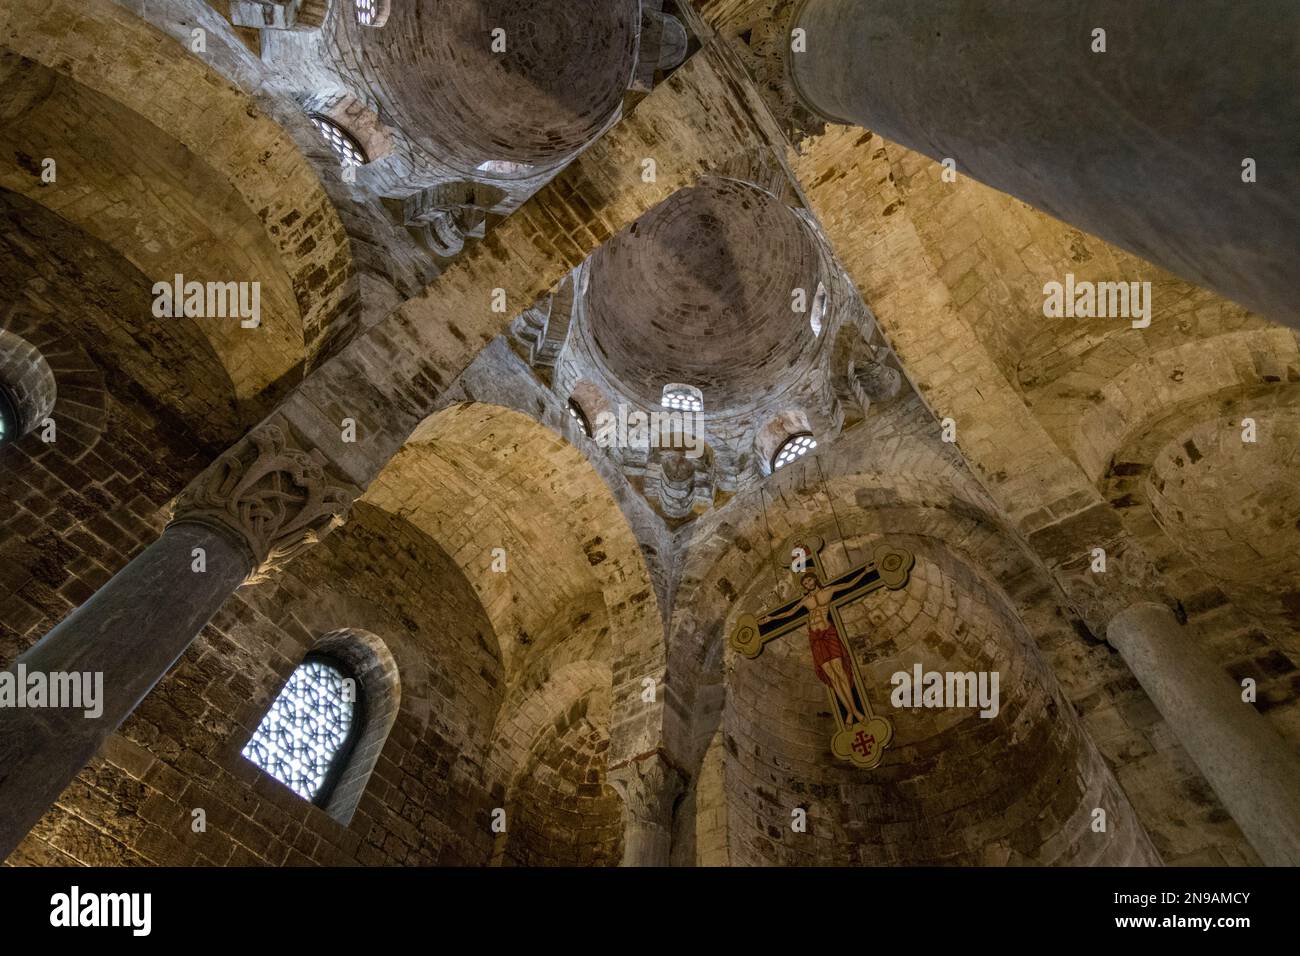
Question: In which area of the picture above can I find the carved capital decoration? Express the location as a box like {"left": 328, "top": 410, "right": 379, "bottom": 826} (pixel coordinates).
{"left": 169, "top": 423, "right": 355, "bottom": 584}
{"left": 608, "top": 750, "right": 686, "bottom": 826}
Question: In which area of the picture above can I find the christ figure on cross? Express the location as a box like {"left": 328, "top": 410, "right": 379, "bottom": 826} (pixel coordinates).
{"left": 791, "top": 568, "right": 872, "bottom": 722}
{"left": 749, "top": 559, "right": 876, "bottom": 724}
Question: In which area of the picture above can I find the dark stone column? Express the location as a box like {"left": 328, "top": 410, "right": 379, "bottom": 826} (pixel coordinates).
{"left": 0, "top": 423, "right": 356, "bottom": 860}
{"left": 1108, "top": 603, "right": 1300, "bottom": 866}
{"left": 787, "top": 0, "right": 1300, "bottom": 326}
{"left": 0, "top": 523, "right": 251, "bottom": 857}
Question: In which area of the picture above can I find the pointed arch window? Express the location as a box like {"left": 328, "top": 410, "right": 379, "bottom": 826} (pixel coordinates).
{"left": 773, "top": 432, "right": 817, "bottom": 471}
{"left": 242, "top": 655, "right": 362, "bottom": 805}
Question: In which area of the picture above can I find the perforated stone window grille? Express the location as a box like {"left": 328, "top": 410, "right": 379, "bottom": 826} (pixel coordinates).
{"left": 477, "top": 160, "right": 535, "bottom": 177}
{"left": 662, "top": 384, "right": 703, "bottom": 413}
{"left": 773, "top": 432, "right": 817, "bottom": 470}
{"left": 355, "top": 0, "right": 390, "bottom": 26}
{"left": 242, "top": 656, "right": 359, "bottom": 803}
{"left": 568, "top": 399, "right": 592, "bottom": 438}
{"left": 310, "top": 114, "right": 367, "bottom": 168}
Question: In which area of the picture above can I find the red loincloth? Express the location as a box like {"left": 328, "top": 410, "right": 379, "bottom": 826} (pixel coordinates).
{"left": 807, "top": 622, "right": 849, "bottom": 687}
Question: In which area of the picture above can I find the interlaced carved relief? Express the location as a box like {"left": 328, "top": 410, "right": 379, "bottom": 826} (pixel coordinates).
{"left": 169, "top": 423, "right": 355, "bottom": 583}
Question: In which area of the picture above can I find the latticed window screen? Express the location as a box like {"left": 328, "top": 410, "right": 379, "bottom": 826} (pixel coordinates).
{"left": 568, "top": 399, "right": 592, "bottom": 437}
{"left": 661, "top": 385, "right": 703, "bottom": 413}
{"left": 355, "top": 0, "right": 377, "bottom": 25}
{"left": 773, "top": 432, "right": 817, "bottom": 470}
{"left": 310, "top": 115, "right": 366, "bottom": 168}
{"left": 242, "top": 658, "right": 356, "bottom": 802}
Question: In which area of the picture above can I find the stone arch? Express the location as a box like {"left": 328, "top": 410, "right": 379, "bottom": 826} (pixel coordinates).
{"left": 496, "top": 683, "right": 623, "bottom": 867}
{"left": 1054, "top": 328, "right": 1299, "bottom": 483}
{"left": 361, "top": 401, "right": 666, "bottom": 765}
{"left": 670, "top": 460, "right": 1154, "bottom": 866}
{"left": 1098, "top": 382, "right": 1300, "bottom": 653}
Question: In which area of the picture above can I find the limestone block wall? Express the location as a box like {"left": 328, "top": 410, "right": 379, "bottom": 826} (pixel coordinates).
{"left": 7, "top": 504, "right": 506, "bottom": 866}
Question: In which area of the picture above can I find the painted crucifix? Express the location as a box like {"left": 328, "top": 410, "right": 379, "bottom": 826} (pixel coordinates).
{"left": 730, "top": 536, "right": 914, "bottom": 769}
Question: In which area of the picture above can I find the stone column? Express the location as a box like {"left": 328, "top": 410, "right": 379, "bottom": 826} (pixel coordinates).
{"left": 1107, "top": 603, "right": 1300, "bottom": 866}
{"left": 786, "top": 0, "right": 1300, "bottom": 325}
{"left": 0, "top": 423, "right": 354, "bottom": 859}
{"left": 608, "top": 751, "right": 685, "bottom": 867}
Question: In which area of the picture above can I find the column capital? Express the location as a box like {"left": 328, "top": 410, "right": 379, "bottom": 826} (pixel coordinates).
{"left": 168, "top": 421, "right": 358, "bottom": 584}
{"left": 608, "top": 749, "right": 687, "bottom": 826}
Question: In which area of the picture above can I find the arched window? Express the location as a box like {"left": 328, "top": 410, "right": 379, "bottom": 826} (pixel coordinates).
{"left": 662, "top": 383, "right": 703, "bottom": 413}
{"left": 355, "top": 0, "right": 390, "bottom": 27}
{"left": 242, "top": 654, "right": 362, "bottom": 806}
{"left": 477, "top": 159, "right": 535, "bottom": 178}
{"left": 568, "top": 398, "right": 592, "bottom": 438}
{"left": 772, "top": 432, "right": 817, "bottom": 470}
{"left": 809, "top": 282, "right": 829, "bottom": 337}
{"left": 310, "top": 114, "right": 367, "bottom": 168}
{"left": 0, "top": 327, "right": 57, "bottom": 448}
{"left": 0, "top": 385, "right": 18, "bottom": 447}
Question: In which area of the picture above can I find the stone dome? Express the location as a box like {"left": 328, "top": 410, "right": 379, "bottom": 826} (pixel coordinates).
{"left": 584, "top": 178, "right": 822, "bottom": 411}
{"left": 353, "top": 0, "right": 640, "bottom": 172}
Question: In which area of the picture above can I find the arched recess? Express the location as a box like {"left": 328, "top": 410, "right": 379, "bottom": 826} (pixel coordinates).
{"left": 1098, "top": 383, "right": 1300, "bottom": 655}
{"left": 0, "top": 0, "right": 361, "bottom": 367}
{"left": 499, "top": 690, "right": 624, "bottom": 867}
{"left": 0, "top": 54, "right": 305, "bottom": 411}
{"left": 667, "top": 422, "right": 1160, "bottom": 866}
{"left": 487, "top": 659, "right": 624, "bottom": 867}
{"left": 360, "top": 402, "right": 665, "bottom": 766}
{"left": 210, "top": 501, "right": 508, "bottom": 863}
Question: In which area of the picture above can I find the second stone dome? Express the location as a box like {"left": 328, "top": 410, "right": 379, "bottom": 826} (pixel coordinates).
{"left": 584, "top": 178, "right": 823, "bottom": 412}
